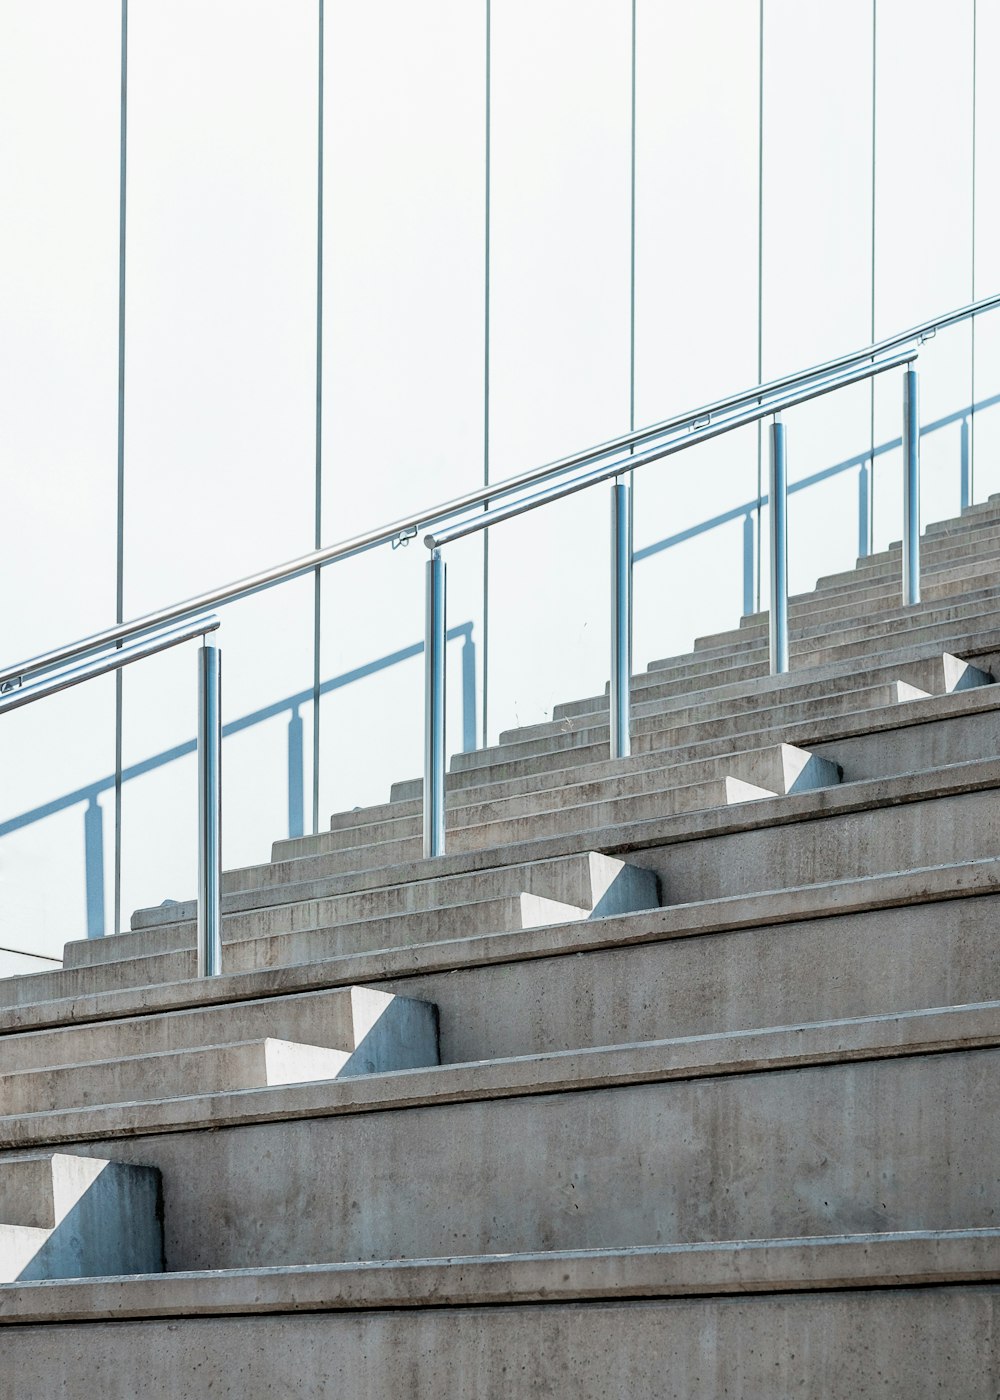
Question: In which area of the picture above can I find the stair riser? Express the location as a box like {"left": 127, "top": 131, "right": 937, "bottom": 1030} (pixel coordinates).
{"left": 2, "top": 1289, "right": 996, "bottom": 1400}
{"left": 386, "top": 892, "right": 1000, "bottom": 1065}
{"left": 257, "top": 711, "right": 991, "bottom": 896}
{"left": 24, "top": 1047, "right": 1000, "bottom": 1267}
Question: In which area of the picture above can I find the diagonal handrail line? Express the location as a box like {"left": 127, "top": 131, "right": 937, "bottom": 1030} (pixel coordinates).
{"left": 3, "top": 293, "right": 998, "bottom": 690}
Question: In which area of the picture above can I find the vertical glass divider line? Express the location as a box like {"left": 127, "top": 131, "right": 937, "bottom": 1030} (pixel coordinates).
{"left": 970, "top": 0, "right": 977, "bottom": 506}
{"left": 868, "top": 0, "right": 877, "bottom": 555}
{"left": 755, "top": 0, "right": 764, "bottom": 614}
{"left": 312, "top": 0, "right": 325, "bottom": 836}
{"left": 113, "top": 0, "right": 128, "bottom": 937}
{"left": 627, "top": 0, "right": 636, "bottom": 659}
{"left": 481, "top": 0, "right": 491, "bottom": 750}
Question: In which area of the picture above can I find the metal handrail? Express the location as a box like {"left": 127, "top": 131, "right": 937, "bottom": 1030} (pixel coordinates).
{"left": 4, "top": 292, "right": 998, "bottom": 693}
{"left": 4, "top": 291, "right": 999, "bottom": 951}
{"left": 423, "top": 348, "right": 916, "bottom": 549}
{"left": 419, "top": 335, "right": 946, "bottom": 855}
{"left": 0, "top": 616, "right": 224, "bottom": 978}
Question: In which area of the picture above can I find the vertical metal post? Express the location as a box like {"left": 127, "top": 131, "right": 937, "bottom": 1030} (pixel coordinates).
{"left": 197, "top": 640, "right": 222, "bottom": 977}
{"left": 610, "top": 479, "right": 632, "bottom": 759}
{"left": 424, "top": 550, "right": 447, "bottom": 858}
{"left": 768, "top": 414, "right": 789, "bottom": 675}
{"left": 902, "top": 366, "right": 921, "bottom": 606}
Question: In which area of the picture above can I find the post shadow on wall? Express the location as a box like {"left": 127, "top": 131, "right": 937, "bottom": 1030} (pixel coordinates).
{"left": 0, "top": 623, "right": 476, "bottom": 941}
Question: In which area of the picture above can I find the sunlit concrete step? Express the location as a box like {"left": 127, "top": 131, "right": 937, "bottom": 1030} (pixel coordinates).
{"left": 775, "top": 553, "right": 1000, "bottom": 622}
{"left": 605, "top": 638, "right": 991, "bottom": 714}
{"left": 248, "top": 759, "right": 835, "bottom": 893}
{"left": 699, "top": 582, "right": 1000, "bottom": 654}
{"left": 23, "top": 756, "right": 997, "bottom": 1030}
{"left": 0, "top": 1034, "right": 433, "bottom": 1115}
{"left": 641, "top": 597, "right": 1000, "bottom": 684}
{"left": 317, "top": 745, "right": 839, "bottom": 856}
{"left": 390, "top": 679, "right": 930, "bottom": 803}
{"left": 0, "top": 1154, "right": 160, "bottom": 1282}
{"left": 11, "top": 860, "right": 998, "bottom": 1061}
{"left": 66, "top": 886, "right": 648, "bottom": 976}
{"left": 0, "top": 986, "right": 434, "bottom": 1078}
{"left": 503, "top": 649, "right": 988, "bottom": 761}
{"left": 813, "top": 526, "right": 1000, "bottom": 592}
{"left": 7, "top": 1004, "right": 999, "bottom": 1268}
{"left": 72, "top": 755, "right": 1000, "bottom": 1000}
{"left": 135, "top": 851, "right": 648, "bottom": 936}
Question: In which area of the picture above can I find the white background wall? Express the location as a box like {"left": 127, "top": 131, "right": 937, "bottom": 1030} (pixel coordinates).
{"left": 1, "top": 0, "right": 998, "bottom": 966}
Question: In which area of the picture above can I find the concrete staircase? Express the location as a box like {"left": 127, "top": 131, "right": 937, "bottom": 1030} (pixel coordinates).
{"left": 3, "top": 497, "right": 1000, "bottom": 1394}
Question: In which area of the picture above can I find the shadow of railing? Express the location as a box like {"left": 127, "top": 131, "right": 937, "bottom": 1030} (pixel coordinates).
{"left": 633, "top": 398, "right": 1000, "bottom": 616}
{"left": 0, "top": 623, "right": 476, "bottom": 941}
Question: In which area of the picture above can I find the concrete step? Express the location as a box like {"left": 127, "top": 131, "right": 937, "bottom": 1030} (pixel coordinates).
{"left": 639, "top": 593, "right": 999, "bottom": 684}
{"left": 386, "top": 674, "right": 924, "bottom": 806}
{"left": 0, "top": 986, "right": 437, "bottom": 1076}
{"left": 223, "top": 760, "right": 830, "bottom": 896}
{"left": 4, "top": 1004, "right": 998, "bottom": 1267}
{"left": 1, "top": 1234, "right": 998, "bottom": 1397}
{"left": 311, "top": 745, "right": 839, "bottom": 858}
{"left": 69, "top": 892, "right": 601, "bottom": 975}
{"left": 147, "top": 747, "right": 1000, "bottom": 959}
{"left": 770, "top": 553, "right": 1000, "bottom": 624}
{"left": 132, "top": 851, "right": 657, "bottom": 938}
{"left": 0, "top": 1036, "right": 418, "bottom": 1115}
{"left": 0, "top": 1154, "right": 161, "bottom": 1282}
{"left": 810, "top": 526, "right": 1000, "bottom": 593}
{"left": 488, "top": 649, "right": 989, "bottom": 766}
{"left": 17, "top": 756, "right": 1000, "bottom": 1035}
{"left": 698, "top": 581, "right": 1000, "bottom": 654}
{"left": 6, "top": 857, "right": 996, "bottom": 1055}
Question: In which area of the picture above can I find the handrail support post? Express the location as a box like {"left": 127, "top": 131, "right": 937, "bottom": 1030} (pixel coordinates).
{"left": 610, "top": 479, "right": 632, "bottom": 759}
{"left": 424, "top": 550, "right": 447, "bottom": 858}
{"left": 769, "top": 414, "right": 789, "bottom": 675}
{"left": 197, "top": 639, "right": 222, "bottom": 977}
{"left": 903, "top": 367, "right": 921, "bottom": 606}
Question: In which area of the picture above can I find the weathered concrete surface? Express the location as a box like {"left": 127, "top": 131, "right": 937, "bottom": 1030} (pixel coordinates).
{"left": 8, "top": 1036, "right": 1000, "bottom": 1268}
{"left": 1, "top": 1286, "right": 999, "bottom": 1398}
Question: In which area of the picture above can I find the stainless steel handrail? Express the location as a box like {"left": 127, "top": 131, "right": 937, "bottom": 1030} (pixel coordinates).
{"left": 4, "top": 290, "right": 999, "bottom": 914}
{"left": 1, "top": 616, "right": 224, "bottom": 978}
{"left": 423, "top": 349, "right": 916, "bottom": 549}
{"left": 3, "top": 292, "right": 997, "bottom": 693}
{"left": 418, "top": 344, "right": 923, "bottom": 856}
